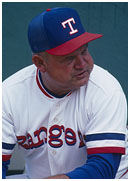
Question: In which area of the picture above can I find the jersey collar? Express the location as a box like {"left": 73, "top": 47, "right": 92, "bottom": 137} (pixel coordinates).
{"left": 36, "top": 69, "right": 72, "bottom": 99}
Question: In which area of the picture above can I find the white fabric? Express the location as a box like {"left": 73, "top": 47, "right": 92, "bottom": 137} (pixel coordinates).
{"left": 3, "top": 64, "right": 128, "bottom": 179}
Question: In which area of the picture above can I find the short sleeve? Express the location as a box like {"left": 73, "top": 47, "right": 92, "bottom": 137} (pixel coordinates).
{"left": 2, "top": 86, "right": 16, "bottom": 161}
{"left": 84, "top": 89, "right": 127, "bottom": 155}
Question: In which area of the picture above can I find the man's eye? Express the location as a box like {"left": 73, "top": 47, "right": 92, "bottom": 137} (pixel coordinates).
{"left": 64, "top": 56, "right": 75, "bottom": 63}
{"left": 81, "top": 49, "right": 87, "bottom": 55}
{"left": 60, "top": 56, "right": 75, "bottom": 64}
{"left": 67, "top": 56, "right": 75, "bottom": 61}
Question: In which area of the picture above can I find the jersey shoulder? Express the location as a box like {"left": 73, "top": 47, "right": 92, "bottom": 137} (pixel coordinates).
{"left": 89, "top": 64, "right": 123, "bottom": 95}
{"left": 3, "top": 64, "right": 36, "bottom": 88}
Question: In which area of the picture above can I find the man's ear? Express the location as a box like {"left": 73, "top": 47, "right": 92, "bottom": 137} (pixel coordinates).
{"left": 32, "top": 54, "right": 46, "bottom": 72}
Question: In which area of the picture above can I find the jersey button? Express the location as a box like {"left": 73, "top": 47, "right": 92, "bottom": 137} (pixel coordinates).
{"left": 56, "top": 103, "right": 60, "bottom": 108}
{"left": 54, "top": 117, "right": 58, "bottom": 122}
{"left": 52, "top": 150, "right": 56, "bottom": 155}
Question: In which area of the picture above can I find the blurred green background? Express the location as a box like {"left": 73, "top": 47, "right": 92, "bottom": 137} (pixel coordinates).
{"left": 2, "top": 2, "right": 128, "bottom": 99}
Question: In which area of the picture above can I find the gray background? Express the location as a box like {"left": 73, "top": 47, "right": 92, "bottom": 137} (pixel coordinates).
{"left": 2, "top": 2, "right": 128, "bottom": 172}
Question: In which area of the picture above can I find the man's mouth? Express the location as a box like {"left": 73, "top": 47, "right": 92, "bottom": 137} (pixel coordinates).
{"left": 74, "top": 70, "right": 89, "bottom": 79}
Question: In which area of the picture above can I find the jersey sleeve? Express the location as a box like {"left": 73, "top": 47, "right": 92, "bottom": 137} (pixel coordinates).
{"left": 84, "top": 89, "right": 127, "bottom": 155}
{"left": 66, "top": 153, "right": 121, "bottom": 179}
{"left": 2, "top": 85, "right": 17, "bottom": 163}
{"left": 2, "top": 160, "right": 10, "bottom": 179}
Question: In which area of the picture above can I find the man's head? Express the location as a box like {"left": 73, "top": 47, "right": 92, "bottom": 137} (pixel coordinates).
{"left": 28, "top": 7, "right": 102, "bottom": 95}
{"left": 32, "top": 44, "right": 94, "bottom": 95}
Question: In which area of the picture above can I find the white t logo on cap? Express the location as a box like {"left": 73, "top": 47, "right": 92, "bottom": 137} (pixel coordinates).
{"left": 61, "top": 18, "right": 78, "bottom": 35}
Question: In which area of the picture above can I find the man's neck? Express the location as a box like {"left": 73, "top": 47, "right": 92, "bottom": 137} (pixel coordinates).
{"left": 39, "top": 71, "right": 72, "bottom": 97}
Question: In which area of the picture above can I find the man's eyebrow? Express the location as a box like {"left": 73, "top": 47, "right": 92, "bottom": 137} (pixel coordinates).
{"left": 65, "top": 55, "right": 75, "bottom": 59}
{"left": 60, "top": 55, "right": 75, "bottom": 63}
{"left": 83, "top": 44, "right": 88, "bottom": 49}
{"left": 61, "top": 44, "right": 88, "bottom": 61}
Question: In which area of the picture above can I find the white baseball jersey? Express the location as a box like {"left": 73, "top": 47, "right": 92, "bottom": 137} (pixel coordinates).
{"left": 2, "top": 64, "right": 128, "bottom": 179}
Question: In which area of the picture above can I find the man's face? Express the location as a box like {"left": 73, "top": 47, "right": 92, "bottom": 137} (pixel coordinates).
{"left": 42, "top": 44, "right": 94, "bottom": 93}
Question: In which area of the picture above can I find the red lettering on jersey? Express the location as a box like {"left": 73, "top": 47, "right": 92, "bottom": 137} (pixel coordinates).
{"left": 27, "top": 133, "right": 34, "bottom": 149}
{"left": 78, "top": 131, "right": 85, "bottom": 148}
{"left": 17, "top": 136, "right": 29, "bottom": 149}
{"left": 65, "top": 128, "right": 76, "bottom": 145}
{"left": 17, "top": 125, "right": 80, "bottom": 149}
{"left": 49, "top": 125, "right": 63, "bottom": 148}
{"left": 34, "top": 127, "right": 47, "bottom": 147}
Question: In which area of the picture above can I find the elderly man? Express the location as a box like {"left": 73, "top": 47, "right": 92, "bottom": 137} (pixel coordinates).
{"left": 2, "top": 7, "right": 128, "bottom": 179}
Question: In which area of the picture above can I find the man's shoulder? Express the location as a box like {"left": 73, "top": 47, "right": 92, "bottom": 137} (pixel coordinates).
{"left": 3, "top": 64, "right": 36, "bottom": 88}
{"left": 88, "top": 64, "right": 123, "bottom": 94}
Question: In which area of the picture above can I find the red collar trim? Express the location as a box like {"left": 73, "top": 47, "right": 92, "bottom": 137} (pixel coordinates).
{"left": 36, "top": 69, "right": 72, "bottom": 99}
{"left": 36, "top": 69, "right": 54, "bottom": 99}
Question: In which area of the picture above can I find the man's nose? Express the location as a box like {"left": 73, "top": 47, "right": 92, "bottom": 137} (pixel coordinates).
{"left": 74, "top": 55, "right": 86, "bottom": 69}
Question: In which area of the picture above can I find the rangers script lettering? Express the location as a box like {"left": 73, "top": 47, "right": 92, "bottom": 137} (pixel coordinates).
{"left": 17, "top": 125, "right": 85, "bottom": 149}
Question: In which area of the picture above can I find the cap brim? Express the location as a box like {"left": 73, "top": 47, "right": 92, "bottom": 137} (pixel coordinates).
{"left": 46, "top": 32, "right": 103, "bottom": 55}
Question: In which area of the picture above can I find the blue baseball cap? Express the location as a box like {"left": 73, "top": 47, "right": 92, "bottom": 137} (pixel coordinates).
{"left": 28, "top": 7, "right": 103, "bottom": 55}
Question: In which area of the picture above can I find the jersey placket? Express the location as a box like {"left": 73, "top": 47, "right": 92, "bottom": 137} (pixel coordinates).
{"left": 47, "top": 99, "right": 65, "bottom": 175}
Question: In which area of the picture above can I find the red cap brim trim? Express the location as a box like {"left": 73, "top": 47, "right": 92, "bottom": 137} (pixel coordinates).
{"left": 46, "top": 32, "right": 103, "bottom": 55}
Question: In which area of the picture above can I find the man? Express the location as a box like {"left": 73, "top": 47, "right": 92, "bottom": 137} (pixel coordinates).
{"left": 2, "top": 7, "right": 128, "bottom": 179}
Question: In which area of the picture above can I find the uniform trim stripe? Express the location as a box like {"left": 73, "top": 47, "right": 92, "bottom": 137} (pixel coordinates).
{"left": 2, "top": 155, "right": 12, "bottom": 161}
{"left": 87, "top": 147, "right": 125, "bottom": 155}
{"left": 36, "top": 69, "right": 72, "bottom": 99}
{"left": 2, "top": 142, "right": 15, "bottom": 150}
{"left": 86, "top": 140, "right": 125, "bottom": 149}
{"left": 119, "top": 169, "right": 128, "bottom": 179}
{"left": 85, "top": 133, "right": 125, "bottom": 142}
{"left": 36, "top": 69, "right": 54, "bottom": 99}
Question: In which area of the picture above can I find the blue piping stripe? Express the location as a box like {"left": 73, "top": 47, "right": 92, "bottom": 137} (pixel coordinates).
{"left": 85, "top": 133, "right": 125, "bottom": 142}
{"left": 2, "top": 142, "right": 15, "bottom": 150}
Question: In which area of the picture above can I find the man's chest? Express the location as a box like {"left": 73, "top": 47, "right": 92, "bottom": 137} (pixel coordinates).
{"left": 16, "top": 97, "right": 86, "bottom": 151}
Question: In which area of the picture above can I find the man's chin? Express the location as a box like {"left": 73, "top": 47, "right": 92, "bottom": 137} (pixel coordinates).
{"left": 74, "top": 78, "right": 89, "bottom": 89}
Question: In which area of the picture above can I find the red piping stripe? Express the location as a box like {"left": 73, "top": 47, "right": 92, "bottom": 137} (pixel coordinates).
{"left": 87, "top": 147, "right": 125, "bottom": 155}
{"left": 67, "top": 91, "right": 72, "bottom": 97}
{"left": 36, "top": 69, "right": 53, "bottom": 99}
{"left": 119, "top": 169, "right": 128, "bottom": 179}
{"left": 36, "top": 69, "right": 72, "bottom": 99}
{"left": 2, "top": 155, "right": 12, "bottom": 161}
